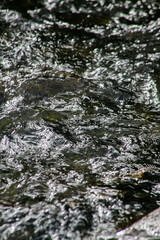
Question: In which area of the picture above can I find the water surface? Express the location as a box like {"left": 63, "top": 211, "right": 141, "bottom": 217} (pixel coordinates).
{"left": 0, "top": 0, "right": 160, "bottom": 239}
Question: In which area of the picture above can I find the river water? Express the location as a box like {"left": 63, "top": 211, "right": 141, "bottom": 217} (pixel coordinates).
{"left": 0, "top": 0, "right": 160, "bottom": 239}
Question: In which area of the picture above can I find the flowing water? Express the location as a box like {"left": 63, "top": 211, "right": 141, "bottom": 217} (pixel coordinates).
{"left": 0, "top": 0, "right": 160, "bottom": 239}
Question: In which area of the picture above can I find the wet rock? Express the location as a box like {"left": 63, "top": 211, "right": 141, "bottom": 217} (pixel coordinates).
{"left": 117, "top": 207, "right": 160, "bottom": 239}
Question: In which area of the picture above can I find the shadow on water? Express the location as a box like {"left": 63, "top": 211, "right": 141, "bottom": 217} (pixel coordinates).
{"left": 0, "top": 0, "right": 160, "bottom": 239}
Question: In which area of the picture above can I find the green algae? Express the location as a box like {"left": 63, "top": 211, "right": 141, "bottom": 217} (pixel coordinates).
{"left": 33, "top": 106, "right": 68, "bottom": 123}
{"left": 0, "top": 117, "right": 11, "bottom": 132}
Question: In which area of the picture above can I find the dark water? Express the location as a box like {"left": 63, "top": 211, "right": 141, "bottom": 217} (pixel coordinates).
{"left": 0, "top": 0, "right": 160, "bottom": 239}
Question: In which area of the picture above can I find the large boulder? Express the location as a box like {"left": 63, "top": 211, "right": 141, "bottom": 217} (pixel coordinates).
{"left": 117, "top": 207, "right": 160, "bottom": 239}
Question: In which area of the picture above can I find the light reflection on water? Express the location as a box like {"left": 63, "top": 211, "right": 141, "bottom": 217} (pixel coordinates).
{"left": 0, "top": 0, "right": 160, "bottom": 239}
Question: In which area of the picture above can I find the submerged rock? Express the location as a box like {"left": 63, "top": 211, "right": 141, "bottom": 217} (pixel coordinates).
{"left": 18, "top": 77, "right": 85, "bottom": 103}
{"left": 1, "top": 0, "right": 43, "bottom": 12}
{"left": 0, "top": 86, "right": 5, "bottom": 105}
